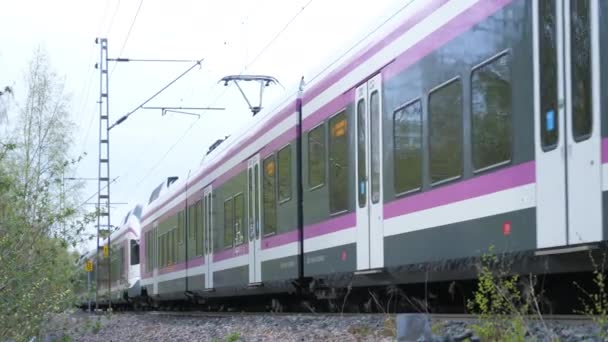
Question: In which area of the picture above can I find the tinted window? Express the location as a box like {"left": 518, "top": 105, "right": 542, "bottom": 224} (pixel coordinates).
{"left": 472, "top": 53, "right": 512, "bottom": 170}
{"left": 571, "top": 0, "right": 592, "bottom": 140}
{"left": 188, "top": 204, "right": 196, "bottom": 240}
{"left": 539, "top": 0, "right": 558, "bottom": 149}
{"left": 196, "top": 200, "right": 203, "bottom": 256}
{"left": 263, "top": 156, "right": 277, "bottom": 235}
{"left": 254, "top": 164, "right": 260, "bottom": 237}
{"left": 329, "top": 111, "right": 349, "bottom": 213}
{"left": 178, "top": 211, "right": 184, "bottom": 244}
{"left": 224, "top": 198, "right": 233, "bottom": 248}
{"left": 308, "top": 124, "right": 326, "bottom": 189}
{"left": 393, "top": 99, "right": 422, "bottom": 194}
{"left": 357, "top": 99, "right": 366, "bottom": 208}
{"left": 277, "top": 145, "right": 292, "bottom": 202}
{"left": 130, "top": 240, "right": 140, "bottom": 265}
{"left": 132, "top": 205, "right": 143, "bottom": 220}
{"left": 234, "top": 193, "right": 245, "bottom": 245}
{"left": 429, "top": 79, "right": 462, "bottom": 184}
{"left": 370, "top": 91, "right": 381, "bottom": 204}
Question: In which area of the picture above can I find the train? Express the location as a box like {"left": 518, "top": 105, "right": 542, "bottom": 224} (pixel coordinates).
{"left": 81, "top": 0, "right": 608, "bottom": 309}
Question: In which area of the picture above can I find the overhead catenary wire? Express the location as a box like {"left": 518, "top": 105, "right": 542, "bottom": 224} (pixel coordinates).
{"left": 77, "top": 176, "right": 119, "bottom": 210}
{"left": 128, "top": 1, "right": 315, "bottom": 191}
{"left": 108, "top": 58, "right": 204, "bottom": 130}
{"left": 110, "top": 0, "right": 144, "bottom": 77}
{"left": 306, "top": 0, "right": 415, "bottom": 85}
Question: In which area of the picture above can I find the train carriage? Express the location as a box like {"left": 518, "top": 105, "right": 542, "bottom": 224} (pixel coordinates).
{"left": 137, "top": 0, "right": 608, "bottom": 304}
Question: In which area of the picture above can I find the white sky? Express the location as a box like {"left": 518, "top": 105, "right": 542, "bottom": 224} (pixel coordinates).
{"left": 0, "top": 0, "right": 406, "bottom": 252}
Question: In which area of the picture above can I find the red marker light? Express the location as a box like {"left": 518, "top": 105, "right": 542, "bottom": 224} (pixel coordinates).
{"left": 341, "top": 250, "right": 347, "bottom": 261}
{"left": 503, "top": 221, "right": 512, "bottom": 236}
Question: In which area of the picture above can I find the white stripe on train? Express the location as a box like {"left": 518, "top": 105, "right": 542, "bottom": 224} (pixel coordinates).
{"left": 302, "top": 0, "right": 480, "bottom": 119}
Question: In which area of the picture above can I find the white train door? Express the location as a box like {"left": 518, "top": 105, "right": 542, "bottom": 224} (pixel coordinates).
{"left": 247, "top": 155, "right": 262, "bottom": 285}
{"left": 535, "top": 0, "right": 602, "bottom": 248}
{"left": 203, "top": 187, "right": 214, "bottom": 289}
{"left": 355, "top": 74, "right": 384, "bottom": 271}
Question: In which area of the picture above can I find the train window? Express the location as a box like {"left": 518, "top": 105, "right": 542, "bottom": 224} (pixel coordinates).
{"left": 163, "top": 232, "right": 171, "bottom": 267}
{"left": 429, "top": 78, "right": 463, "bottom": 184}
{"left": 263, "top": 155, "right": 277, "bottom": 235}
{"left": 308, "top": 124, "right": 326, "bottom": 189}
{"left": 357, "top": 99, "right": 366, "bottom": 208}
{"left": 539, "top": 0, "right": 558, "bottom": 149}
{"left": 370, "top": 91, "right": 381, "bottom": 204}
{"left": 329, "top": 110, "right": 349, "bottom": 214}
{"left": 130, "top": 240, "right": 140, "bottom": 265}
{"left": 277, "top": 145, "right": 292, "bottom": 202}
{"left": 159, "top": 234, "right": 164, "bottom": 267}
{"left": 196, "top": 200, "right": 204, "bottom": 256}
{"left": 471, "top": 52, "right": 512, "bottom": 171}
{"left": 393, "top": 99, "right": 422, "bottom": 194}
{"left": 234, "top": 193, "right": 245, "bottom": 245}
{"left": 188, "top": 204, "right": 196, "bottom": 241}
{"left": 144, "top": 232, "right": 149, "bottom": 271}
{"left": 178, "top": 211, "right": 184, "bottom": 245}
{"left": 157, "top": 234, "right": 162, "bottom": 268}
{"left": 132, "top": 205, "right": 143, "bottom": 220}
{"left": 571, "top": 0, "right": 592, "bottom": 141}
{"left": 173, "top": 229, "right": 177, "bottom": 264}
{"left": 224, "top": 197, "right": 234, "bottom": 248}
{"left": 254, "top": 164, "right": 260, "bottom": 236}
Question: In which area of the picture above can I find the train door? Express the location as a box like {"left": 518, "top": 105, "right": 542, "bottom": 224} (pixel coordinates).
{"left": 535, "top": 0, "right": 602, "bottom": 248}
{"left": 247, "top": 155, "right": 263, "bottom": 284}
{"left": 203, "top": 187, "right": 214, "bottom": 289}
{"left": 355, "top": 74, "right": 385, "bottom": 270}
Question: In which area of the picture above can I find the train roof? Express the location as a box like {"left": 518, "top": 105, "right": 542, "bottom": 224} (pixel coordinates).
{"left": 140, "top": 0, "right": 431, "bottom": 222}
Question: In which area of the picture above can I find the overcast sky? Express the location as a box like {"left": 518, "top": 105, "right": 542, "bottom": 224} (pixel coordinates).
{"left": 0, "top": 0, "right": 407, "bottom": 252}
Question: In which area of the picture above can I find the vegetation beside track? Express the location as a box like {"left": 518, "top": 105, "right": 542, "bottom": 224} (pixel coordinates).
{"left": 0, "top": 47, "right": 94, "bottom": 341}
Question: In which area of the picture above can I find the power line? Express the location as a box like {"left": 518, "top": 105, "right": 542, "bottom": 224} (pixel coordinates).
{"left": 307, "top": 0, "right": 416, "bottom": 85}
{"left": 243, "top": 0, "right": 313, "bottom": 72}
{"left": 77, "top": 176, "right": 119, "bottom": 210}
{"left": 108, "top": 58, "right": 204, "bottom": 130}
{"left": 110, "top": 0, "right": 144, "bottom": 77}
{"left": 111, "top": 1, "right": 314, "bottom": 193}
{"left": 106, "top": 0, "right": 122, "bottom": 36}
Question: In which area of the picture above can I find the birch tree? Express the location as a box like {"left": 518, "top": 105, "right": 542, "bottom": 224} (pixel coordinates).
{"left": 0, "top": 47, "right": 93, "bottom": 341}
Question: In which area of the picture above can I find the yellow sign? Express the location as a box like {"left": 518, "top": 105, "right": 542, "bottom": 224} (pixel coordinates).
{"left": 103, "top": 245, "right": 109, "bottom": 257}
{"left": 265, "top": 161, "right": 275, "bottom": 176}
{"left": 85, "top": 260, "right": 93, "bottom": 272}
{"left": 332, "top": 119, "right": 347, "bottom": 137}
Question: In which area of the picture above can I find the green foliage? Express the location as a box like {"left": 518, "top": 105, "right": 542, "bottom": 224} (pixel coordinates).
{"left": 225, "top": 332, "right": 241, "bottom": 342}
{"left": 574, "top": 252, "right": 608, "bottom": 338}
{"left": 0, "top": 47, "right": 93, "bottom": 341}
{"left": 92, "top": 319, "right": 102, "bottom": 334}
{"left": 467, "top": 246, "right": 529, "bottom": 341}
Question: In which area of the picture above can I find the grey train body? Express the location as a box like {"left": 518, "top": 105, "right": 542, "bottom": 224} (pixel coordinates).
{"left": 100, "top": 0, "right": 608, "bottom": 305}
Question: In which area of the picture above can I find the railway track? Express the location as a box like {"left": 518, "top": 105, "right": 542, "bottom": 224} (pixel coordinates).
{"left": 138, "top": 310, "right": 595, "bottom": 324}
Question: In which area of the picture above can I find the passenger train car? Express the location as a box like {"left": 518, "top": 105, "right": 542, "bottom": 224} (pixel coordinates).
{"left": 126, "top": 0, "right": 608, "bottom": 305}
{"left": 80, "top": 204, "right": 144, "bottom": 305}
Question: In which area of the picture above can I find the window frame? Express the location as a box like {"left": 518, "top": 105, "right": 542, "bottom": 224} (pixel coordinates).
{"left": 428, "top": 76, "right": 464, "bottom": 187}
{"left": 328, "top": 109, "right": 349, "bottom": 216}
{"left": 392, "top": 97, "right": 423, "bottom": 197}
{"left": 307, "top": 121, "right": 327, "bottom": 191}
{"left": 470, "top": 49, "right": 514, "bottom": 174}
{"left": 277, "top": 143, "right": 293, "bottom": 204}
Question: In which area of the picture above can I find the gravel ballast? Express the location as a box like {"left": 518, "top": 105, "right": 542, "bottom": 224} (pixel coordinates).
{"left": 41, "top": 311, "right": 396, "bottom": 341}
{"left": 40, "top": 311, "right": 603, "bottom": 341}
